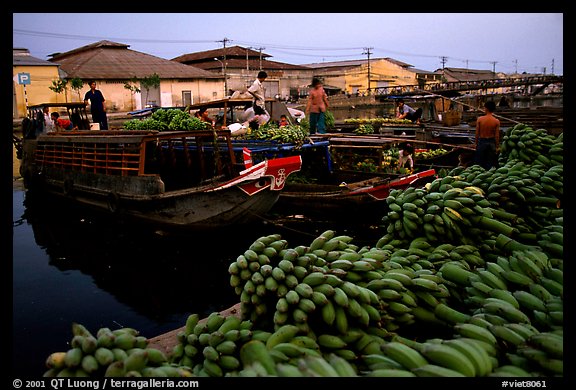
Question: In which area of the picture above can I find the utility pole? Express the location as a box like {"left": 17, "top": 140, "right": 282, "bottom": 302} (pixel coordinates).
{"left": 440, "top": 56, "right": 448, "bottom": 70}
{"left": 362, "top": 47, "right": 373, "bottom": 94}
{"left": 490, "top": 61, "right": 497, "bottom": 78}
{"left": 217, "top": 37, "right": 230, "bottom": 96}
{"left": 245, "top": 47, "right": 252, "bottom": 71}
{"left": 255, "top": 47, "right": 265, "bottom": 70}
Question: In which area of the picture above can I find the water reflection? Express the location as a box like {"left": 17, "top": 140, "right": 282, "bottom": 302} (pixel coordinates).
{"left": 13, "top": 186, "right": 384, "bottom": 376}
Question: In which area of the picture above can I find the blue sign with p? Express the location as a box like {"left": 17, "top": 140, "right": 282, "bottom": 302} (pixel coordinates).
{"left": 18, "top": 72, "right": 31, "bottom": 85}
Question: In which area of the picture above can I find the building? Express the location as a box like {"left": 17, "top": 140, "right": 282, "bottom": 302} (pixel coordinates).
{"left": 48, "top": 40, "right": 224, "bottom": 112}
{"left": 13, "top": 48, "right": 62, "bottom": 118}
{"left": 303, "top": 58, "right": 442, "bottom": 95}
{"left": 172, "top": 45, "right": 314, "bottom": 101}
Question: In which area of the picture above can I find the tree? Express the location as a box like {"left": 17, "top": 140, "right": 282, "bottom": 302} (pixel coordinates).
{"left": 69, "top": 78, "right": 84, "bottom": 101}
{"left": 141, "top": 73, "right": 161, "bottom": 106}
{"left": 49, "top": 79, "right": 69, "bottom": 102}
{"left": 124, "top": 73, "right": 161, "bottom": 108}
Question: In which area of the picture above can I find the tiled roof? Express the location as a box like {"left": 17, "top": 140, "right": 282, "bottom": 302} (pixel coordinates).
{"left": 48, "top": 40, "right": 220, "bottom": 80}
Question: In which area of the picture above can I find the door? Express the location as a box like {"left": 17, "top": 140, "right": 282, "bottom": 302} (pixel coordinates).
{"left": 182, "top": 91, "right": 192, "bottom": 106}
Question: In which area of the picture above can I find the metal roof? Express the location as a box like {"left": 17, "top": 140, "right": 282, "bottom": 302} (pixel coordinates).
{"left": 303, "top": 57, "right": 414, "bottom": 69}
{"left": 13, "top": 50, "right": 58, "bottom": 67}
{"left": 48, "top": 40, "right": 221, "bottom": 80}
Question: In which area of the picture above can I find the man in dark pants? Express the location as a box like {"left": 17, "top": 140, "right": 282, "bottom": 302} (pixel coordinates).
{"left": 84, "top": 80, "right": 109, "bottom": 130}
{"left": 474, "top": 100, "right": 500, "bottom": 169}
{"left": 396, "top": 98, "right": 423, "bottom": 124}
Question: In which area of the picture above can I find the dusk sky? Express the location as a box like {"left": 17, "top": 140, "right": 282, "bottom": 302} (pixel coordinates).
{"left": 13, "top": 13, "right": 563, "bottom": 75}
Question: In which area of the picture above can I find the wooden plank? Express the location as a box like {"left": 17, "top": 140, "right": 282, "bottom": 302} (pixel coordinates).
{"left": 147, "top": 303, "right": 242, "bottom": 355}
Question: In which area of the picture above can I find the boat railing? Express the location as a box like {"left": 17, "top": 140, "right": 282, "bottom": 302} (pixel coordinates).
{"left": 32, "top": 130, "right": 241, "bottom": 190}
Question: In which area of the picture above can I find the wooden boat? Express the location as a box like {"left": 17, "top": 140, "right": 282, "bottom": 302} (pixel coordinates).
{"left": 18, "top": 129, "right": 302, "bottom": 230}
{"left": 272, "top": 169, "right": 437, "bottom": 220}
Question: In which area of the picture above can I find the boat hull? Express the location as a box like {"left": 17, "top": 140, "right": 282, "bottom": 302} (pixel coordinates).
{"left": 273, "top": 169, "right": 436, "bottom": 221}
{"left": 19, "top": 131, "right": 301, "bottom": 230}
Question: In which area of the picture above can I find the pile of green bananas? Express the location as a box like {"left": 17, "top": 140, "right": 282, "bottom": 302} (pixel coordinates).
{"left": 499, "top": 124, "right": 562, "bottom": 167}
{"left": 353, "top": 124, "right": 374, "bottom": 135}
{"left": 43, "top": 323, "right": 193, "bottom": 377}
{"left": 415, "top": 148, "right": 449, "bottom": 160}
{"left": 123, "top": 109, "right": 210, "bottom": 131}
{"left": 40, "top": 122, "right": 562, "bottom": 377}
{"left": 243, "top": 124, "right": 308, "bottom": 146}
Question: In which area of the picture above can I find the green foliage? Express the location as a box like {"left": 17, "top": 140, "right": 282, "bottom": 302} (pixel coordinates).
{"left": 243, "top": 123, "right": 308, "bottom": 146}
{"left": 122, "top": 108, "right": 210, "bottom": 131}
{"left": 325, "top": 110, "right": 335, "bottom": 129}
{"left": 354, "top": 124, "right": 374, "bottom": 135}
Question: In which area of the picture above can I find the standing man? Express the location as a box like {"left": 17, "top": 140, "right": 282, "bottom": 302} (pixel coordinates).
{"left": 396, "top": 98, "right": 422, "bottom": 124}
{"left": 245, "top": 71, "right": 269, "bottom": 129}
{"left": 474, "top": 100, "right": 500, "bottom": 170}
{"left": 305, "top": 77, "right": 329, "bottom": 134}
{"left": 84, "top": 80, "right": 108, "bottom": 130}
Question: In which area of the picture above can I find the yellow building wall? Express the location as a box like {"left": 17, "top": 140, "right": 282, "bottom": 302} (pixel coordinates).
{"left": 344, "top": 60, "right": 421, "bottom": 94}
{"left": 13, "top": 65, "right": 62, "bottom": 118}
{"left": 75, "top": 79, "right": 225, "bottom": 112}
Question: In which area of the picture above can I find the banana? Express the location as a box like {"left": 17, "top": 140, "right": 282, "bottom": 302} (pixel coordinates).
{"left": 420, "top": 342, "right": 476, "bottom": 376}
{"left": 490, "top": 365, "right": 533, "bottom": 377}
{"left": 514, "top": 252, "right": 544, "bottom": 280}
{"left": 512, "top": 290, "right": 547, "bottom": 312}
{"left": 528, "top": 332, "right": 563, "bottom": 359}
{"left": 488, "top": 325, "right": 526, "bottom": 347}
{"left": 299, "top": 355, "right": 340, "bottom": 377}
{"left": 239, "top": 340, "right": 277, "bottom": 375}
{"left": 266, "top": 324, "right": 301, "bottom": 349}
{"left": 380, "top": 341, "right": 428, "bottom": 370}
{"left": 362, "top": 353, "right": 404, "bottom": 370}
{"left": 271, "top": 343, "right": 311, "bottom": 359}
{"left": 124, "top": 349, "right": 148, "bottom": 372}
{"left": 503, "top": 323, "right": 538, "bottom": 340}
{"left": 482, "top": 299, "right": 531, "bottom": 324}
{"left": 501, "top": 270, "right": 534, "bottom": 288}
{"left": 442, "top": 338, "right": 492, "bottom": 377}
{"left": 535, "top": 358, "right": 563, "bottom": 376}
{"left": 334, "top": 305, "right": 349, "bottom": 334}
{"left": 458, "top": 337, "right": 498, "bottom": 358}
{"left": 366, "top": 278, "right": 405, "bottom": 292}
{"left": 333, "top": 287, "right": 350, "bottom": 308}
{"left": 275, "top": 363, "right": 304, "bottom": 377}
{"left": 370, "top": 368, "right": 417, "bottom": 377}
{"left": 46, "top": 352, "right": 67, "bottom": 370}
{"left": 64, "top": 347, "right": 83, "bottom": 368}
{"left": 539, "top": 276, "right": 563, "bottom": 297}
{"left": 413, "top": 290, "right": 440, "bottom": 309}
{"left": 477, "top": 269, "right": 508, "bottom": 290}
{"left": 412, "top": 363, "right": 466, "bottom": 377}
{"left": 411, "top": 277, "right": 440, "bottom": 292}
{"left": 205, "top": 312, "right": 226, "bottom": 333}
{"left": 219, "top": 355, "right": 241, "bottom": 371}
{"left": 290, "top": 336, "right": 320, "bottom": 351}
{"left": 454, "top": 323, "right": 498, "bottom": 346}
{"left": 295, "top": 283, "right": 314, "bottom": 299}
{"left": 317, "top": 334, "right": 347, "bottom": 350}
{"left": 302, "top": 271, "right": 328, "bottom": 286}
{"left": 488, "top": 289, "right": 520, "bottom": 309}
{"left": 313, "top": 283, "right": 336, "bottom": 297}
{"left": 104, "top": 360, "right": 126, "bottom": 377}
{"left": 383, "top": 271, "right": 413, "bottom": 287}
{"left": 434, "top": 302, "right": 471, "bottom": 325}
{"left": 528, "top": 283, "right": 554, "bottom": 302}
{"left": 321, "top": 300, "right": 336, "bottom": 326}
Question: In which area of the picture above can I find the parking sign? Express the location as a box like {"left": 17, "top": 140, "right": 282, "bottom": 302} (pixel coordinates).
{"left": 17, "top": 72, "right": 31, "bottom": 85}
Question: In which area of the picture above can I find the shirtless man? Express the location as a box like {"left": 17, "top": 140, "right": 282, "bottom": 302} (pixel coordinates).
{"left": 474, "top": 100, "right": 500, "bottom": 169}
